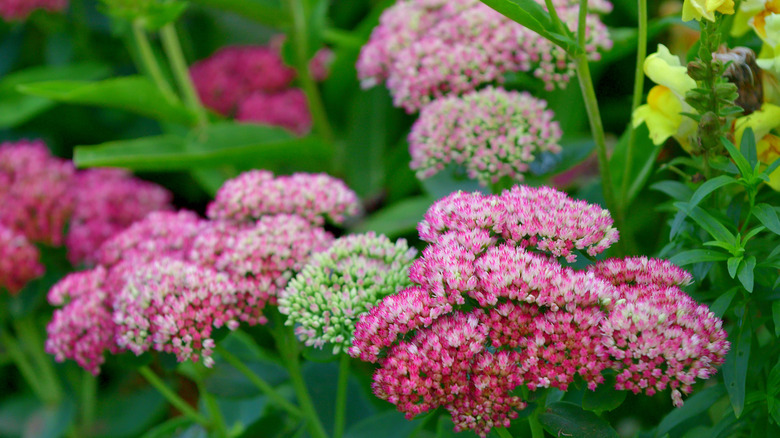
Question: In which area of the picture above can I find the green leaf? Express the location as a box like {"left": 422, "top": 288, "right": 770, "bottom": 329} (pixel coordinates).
{"left": 768, "top": 361, "right": 780, "bottom": 399}
{"left": 74, "top": 124, "right": 331, "bottom": 171}
{"left": 17, "top": 77, "right": 197, "bottom": 125}
{"left": 709, "top": 288, "right": 737, "bottom": 318}
{"left": 722, "top": 308, "right": 751, "bottom": 418}
{"left": 676, "top": 204, "right": 736, "bottom": 245}
{"left": 669, "top": 249, "right": 729, "bottom": 265}
{"left": 96, "top": 386, "right": 167, "bottom": 437}
{"left": 479, "top": 0, "right": 580, "bottom": 54}
{"left": 727, "top": 257, "right": 742, "bottom": 278}
{"left": 0, "top": 62, "right": 110, "bottom": 127}
{"left": 761, "top": 156, "right": 780, "bottom": 179}
{"left": 139, "top": 417, "right": 192, "bottom": 438}
{"left": 582, "top": 374, "right": 627, "bottom": 412}
{"left": 774, "top": 301, "right": 780, "bottom": 337}
{"left": 538, "top": 402, "right": 619, "bottom": 438}
{"left": 22, "top": 400, "right": 76, "bottom": 438}
{"left": 651, "top": 180, "right": 693, "bottom": 201}
{"left": 737, "top": 256, "right": 756, "bottom": 292}
{"left": 753, "top": 204, "right": 780, "bottom": 235}
{"left": 343, "top": 410, "right": 419, "bottom": 438}
{"left": 304, "top": 361, "right": 376, "bottom": 434}
{"left": 721, "top": 136, "right": 753, "bottom": 178}
{"left": 435, "top": 416, "right": 482, "bottom": 438}
{"left": 656, "top": 384, "right": 727, "bottom": 437}
{"left": 688, "top": 175, "right": 737, "bottom": 209}
{"left": 610, "top": 123, "right": 661, "bottom": 204}
{"left": 352, "top": 196, "right": 433, "bottom": 238}
{"left": 188, "top": 0, "right": 288, "bottom": 27}
{"left": 740, "top": 127, "right": 758, "bottom": 169}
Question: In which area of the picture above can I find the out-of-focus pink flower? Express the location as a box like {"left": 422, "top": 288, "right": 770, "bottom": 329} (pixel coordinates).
{"left": 0, "top": 0, "right": 67, "bottom": 21}
{"left": 236, "top": 89, "right": 313, "bottom": 135}
{"left": 357, "top": 0, "right": 613, "bottom": 112}
{"left": 409, "top": 87, "right": 562, "bottom": 185}
{"left": 0, "top": 225, "right": 43, "bottom": 294}
{"left": 207, "top": 170, "right": 361, "bottom": 226}
{"left": 0, "top": 140, "right": 75, "bottom": 246}
{"left": 66, "top": 169, "right": 172, "bottom": 266}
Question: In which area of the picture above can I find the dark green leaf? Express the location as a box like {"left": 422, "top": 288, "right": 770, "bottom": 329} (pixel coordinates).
{"left": 768, "top": 361, "right": 780, "bottom": 398}
{"left": 188, "top": 0, "right": 288, "bottom": 27}
{"left": 740, "top": 127, "right": 758, "bottom": 169}
{"left": 582, "top": 374, "right": 627, "bottom": 412}
{"left": 722, "top": 309, "right": 751, "bottom": 418}
{"left": 651, "top": 180, "right": 693, "bottom": 201}
{"left": 479, "top": 0, "right": 580, "bottom": 54}
{"left": 435, "top": 416, "right": 483, "bottom": 438}
{"left": 737, "top": 256, "right": 756, "bottom": 292}
{"left": 656, "top": 384, "right": 727, "bottom": 437}
{"left": 774, "top": 301, "right": 780, "bottom": 337}
{"left": 95, "top": 387, "right": 167, "bottom": 438}
{"left": 538, "top": 402, "right": 619, "bottom": 438}
{"left": 17, "top": 77, "right": 197, "bottom": 125}
{"left": 721, "top": 136, "right": 753, "bottom": 178}
{"left": 304, "top": 361, "right": 376, "bottom": 434}
{"left": 669, "top": 249, "right": 729, "bottom": 265}
{"left": 545, "top": 138, "right": 595, "bottom": 176}
{"left": 139, "top": 417, "right": 193, "bottom": 438}
{"left": 343, "top": 410, "right": 418, "bottom": 438}
{"left": 753, "top": 204, "right": 780, "bottom": 235}
{"left": 762, "top": 156, "right": 780, "bottom": 178}
{"left": 676, "top": 204, "right": 736, "bottom": 244}
{"left": 609, "top": 124, "right": 660, "bottom": 204}
{"left": 352, "top": 196, "right": 433, "bottom": 238}
{"left": 709, "top": 288, "right": 737, "bottom": 318}
{"left": 688, "top": 175, "right": 737, "bottom": 209}
{"left": 727, "top": 257, "right": 741, "bottom": 278}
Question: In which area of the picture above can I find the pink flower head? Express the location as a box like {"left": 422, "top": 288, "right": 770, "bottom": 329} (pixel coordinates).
{"left": 66, "top": 168, "right": 172, "bottom": 266}
{"left": 46, "top": 267, "right": 120, "bottom": 375}
{"left": 418, "top": 186, "right": 619, "bottom": 262}
{"left": 96, "top": 210, "right": 205, "bottom": 267}
{"left": 0, "top": 140, "right": 75, "bottom": 245}
{"left": 0, "top": 0, "right": 67, "bottom": 21}
{"left": 0, "top": 225, "right": 43, "bottom": 294}
{"left": 207, "top": 170, "right": 361, "bottom": 226}
{"left": 113, "top": 258, "right": 244, "bottom": 368}
{"left": 410, "top": 87, "right": 562, "bottom": 185}
{"left": 357, "top": 0, "right": 613, "bottom": 112}
{"left": 236, "top": 89, "right": 313, "bottom": 135}
{"left": 588, "top": 256, "right": 694, "bottom": 288}
{"left": 190, "top": 45, "right": 296, "bottom": 116}
{"left": 190, "top": 214, "right": 334, "bottom": 325}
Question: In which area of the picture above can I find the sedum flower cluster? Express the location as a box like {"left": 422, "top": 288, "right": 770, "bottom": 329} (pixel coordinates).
{"left": 46, "top": 171, "right": 360, "bottom": 374}
{"left": 0, "top": 140, "right": 170, "bottom": 294}
{"left": 350, "top": 187, "right": 729, "bottom": 437}
{"left": 190, "top": 44, "right": 331, "bottom": 134}
{"left": 279, "top": 232, "right": 417, "bottom": 353}
{"left": 0, "top": 0, "right": 67, "bottom": 21}
{"left": 409, "top": 87, "right": 563, "bottom": 185}
{"left": 357, "top": 0, "right": 613, "bottom": 112}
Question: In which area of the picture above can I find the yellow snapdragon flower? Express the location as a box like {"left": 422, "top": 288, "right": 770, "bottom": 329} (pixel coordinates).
{"left": 732, "top": 0, "right": 780, "bottom": 72}
{"left": 632, "top": 45, "right": 698, "bottom": 151}
{"left": 682, "top": 0, "right": 735, "bottom": 21}
{"left": 734, "top": 104, "right": 780, "bottom": 189}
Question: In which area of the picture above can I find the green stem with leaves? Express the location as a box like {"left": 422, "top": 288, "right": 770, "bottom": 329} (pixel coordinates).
{"left": 131, "top": 20, "right": 177, "bottom": 104}
{"left": 214, "top": 344, "right": 303, "bottom": 418}
{"left": 14, "top": 316, "right": 63, "bottom": 404}
{"left": 160, "top": 23, "right": 209, "bottom": 126}
{"left": 138, "top": 366, "right": 210, "bottom": 428}
{"left": 333, "top": 354, "right": 350, "bottom": 438}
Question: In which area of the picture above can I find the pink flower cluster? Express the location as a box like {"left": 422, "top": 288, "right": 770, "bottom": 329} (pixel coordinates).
{"left": 357, "top": 0, "right": 613, "bottom": 112}
{"left": 409, "top": 87, "right": 562, "bottom": 185}
{"left": 350, "top": 187, "right": 728, "bottom": 437}
{"left": 190, "top": 44, "right": 331, "bottom": 134}
{"left": 0, "top": 0, "right": 67, "bottom": 21}
{"left": 47, "top": 170, "right": 358, "bottom": 373}
{"left": 0, "top": 140, "right": 172, "bottom": 275}
{"left": 0, "top": 225, "right": 43, "bottom": 294}
{"left": 207, "top": 170, "right": 361, "bottom": 226}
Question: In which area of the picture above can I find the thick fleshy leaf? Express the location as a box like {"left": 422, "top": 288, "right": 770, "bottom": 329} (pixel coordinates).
{"left": 656, "top": 383, "right": 727, "bottom": 437}
{"left": 582, "top": 374, "right": 627, "bottom": 412}
{"left": 538, "top": 402, "right": 619, "bottom": 438}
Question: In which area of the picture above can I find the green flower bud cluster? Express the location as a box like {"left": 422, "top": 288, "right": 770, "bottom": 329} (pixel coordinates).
{"left": 279, "top": 232, "right": 417, "bottom": 354}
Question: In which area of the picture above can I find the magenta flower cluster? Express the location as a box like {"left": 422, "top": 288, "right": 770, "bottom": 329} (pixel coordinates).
{"left": 350, "top": 187, "right": 728, "bottom": 437}
{"left": 47, "top": 171, "right": 360, "bottom": 374}
{"left": 0, "top": 0, "right": 67, "bottom": 21}
{"left": 409, "top": 87, "right": 562, "bottom": 185}
{"left": 357, "top": 0, "right": 613, "bottom": 112}
{"left": 0, "top": 140, "right": 171, "bottom": 281}
{"left": 190, "top": 44, "right": 331, "bottom": 134}
{"left": 0, "top": 226, "right": 44, "bottom": 294}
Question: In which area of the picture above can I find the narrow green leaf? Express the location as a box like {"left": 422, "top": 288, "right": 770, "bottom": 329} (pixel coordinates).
{"left": 753, "top": 204, "right": 780, "bottom": 235}
{"left": 669, "top": 249, "right": 729, "bottom": 266}
{"left": 479, "top": 0, "right": 580, "bottom": 53}
{"left": 721, "top": 136, "right": 753, "bottom": 178}
{"left": 140, "top": 417, "right": 193, "bottom": 438}
{"left": 651, "top": 180, "right": 693, "bottom": 201}
{"left": 676, "top": 204, "right": 736, "bottom": 244}
{"left": 352, "top": 196, "right": 433, "bottom": 238}
{"left": 740, "top": 127, "right": 758, "bottom": 169}
{"left": 539, "top": 402, "right": 619, "bottom": 438}
{"left": 17, "top": 77, "right": 197, "bottom": 125}
{"left": 688, "top": 175, "right": 737, "bottom": 208}
{"left": 727, "top": 257, "right": 742, "bottom": 278}
{"left": 709, "top": 288, "right": 737, "bottom": 318}
{"left": 737, "top": 256, "right": 756, "bottom": 292}
{"left": 723, "top": 308, "right": 751, "bottom": 418}
{"left": 774, "top": 301, "right": 780, "bottom": 337}
{"left": 761, "top": 156, "right": 780, "bottom": 178}
{"left": 656, "top": 384, "right": 727, "bottom": 437}
{"left": 768, "top": 361, "right": 780, "bottom": 398}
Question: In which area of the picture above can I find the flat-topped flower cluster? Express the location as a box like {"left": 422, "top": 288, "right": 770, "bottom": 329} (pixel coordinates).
{"left": 0, "top": 0, "right": 67, "bottom": 21}
{"left": 46, "top": 170, "right": 361, "bottom": 374}
{"left": 350, "top": 186, "right": 729, "bottom": 437}
{"left": 0, "top": 140, "right": 171, "bottom": 294}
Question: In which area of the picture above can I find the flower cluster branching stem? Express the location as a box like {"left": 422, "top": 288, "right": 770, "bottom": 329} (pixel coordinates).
{"left": 138, "top": 365, "right": 211, "bottom": 428}
{"left": 160, "top": 23, "right": 209, "bottom": 126}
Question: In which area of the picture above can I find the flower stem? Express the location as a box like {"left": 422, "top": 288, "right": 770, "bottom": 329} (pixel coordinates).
{"left": 131, "top": 20, "right": 177, "bottom": 104}
{"left": 271, "top": 313, "right": 329, "bottom": 438}
{"left": 80, "top": 370, "right": 97, "bottom": 434}
{"left": 138, "top": 365, "right": 210, "bottom": 428}
{"left": 214, "top": 344, "right": 303, "bottom": 418}
{"left": 14, "top": 316, "right": 63, "bottom": 404}
{"left": 0, "top": 329, "right": 47, "bottom": 402}
{"left": 160, "top": 23, "right": 209, "bottom": 126}
{"left": 332, "top": 354, "right": 350, "bottom": 438}
{"left": 528, "top": 414, "right": 545, "bottom": 438}
{"left": 620, "top": 0, "right": 648, "bottom": 207}
{"left": 194, "top": 370, "right": 229, "bottom": 438}
{"left": 285, "top": 0, "right": 336, "bottom": 145}
{"left": 495, "top": 427, "right": 515, "bottom": 438}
